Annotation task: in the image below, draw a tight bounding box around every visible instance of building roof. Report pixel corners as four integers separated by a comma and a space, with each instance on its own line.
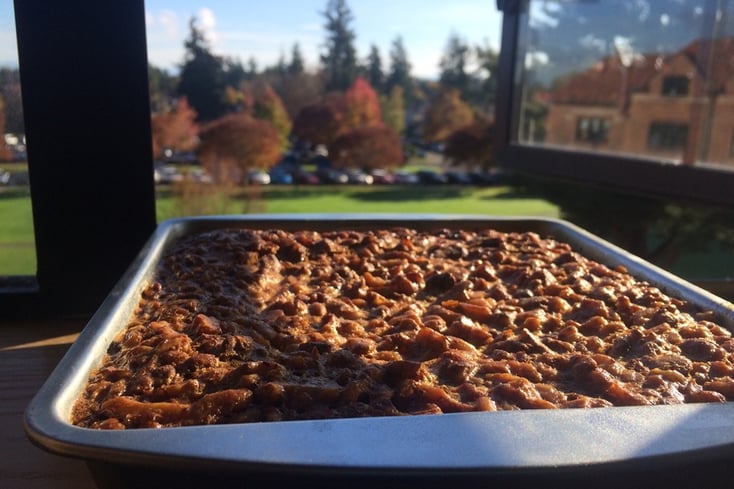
549, 37, 734, 106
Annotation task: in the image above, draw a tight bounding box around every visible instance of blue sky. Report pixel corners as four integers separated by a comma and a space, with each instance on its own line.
144, 1, 502, 78
0, 1, 501, 79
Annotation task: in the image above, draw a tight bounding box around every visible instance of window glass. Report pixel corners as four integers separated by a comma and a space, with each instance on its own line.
0, 0, 33, 276
515, 0, 734, 168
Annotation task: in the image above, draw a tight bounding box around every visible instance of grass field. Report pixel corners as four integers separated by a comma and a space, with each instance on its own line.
1, 184, 560, 276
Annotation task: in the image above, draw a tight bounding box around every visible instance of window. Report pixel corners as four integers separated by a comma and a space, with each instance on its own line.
662, 76, 690, 97
496, 0, 734, 207
575, 117, 609, 143
648, 122, 688, 150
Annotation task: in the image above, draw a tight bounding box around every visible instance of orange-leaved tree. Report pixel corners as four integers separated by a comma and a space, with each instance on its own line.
151, 97, 199, 158
197, 114, 281, 185
422, 88, 474, 143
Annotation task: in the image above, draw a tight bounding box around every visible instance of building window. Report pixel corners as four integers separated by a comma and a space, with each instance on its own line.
575, 117, 610, 143
662, 76, 689, 97
647, 122, 688, 150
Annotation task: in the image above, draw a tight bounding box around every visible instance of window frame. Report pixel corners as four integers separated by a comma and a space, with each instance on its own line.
2, 0, 157, 320
494, 0, 734, 208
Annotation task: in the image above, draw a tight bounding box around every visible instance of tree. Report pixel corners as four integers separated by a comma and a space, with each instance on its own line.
474, 41, 500, 114
177, 17, 227, 121
0, 95, 13, 161
250, 83, 292, 149
386, 36, 413, 103
443, 119, 494, 170
0, 68, 24, 134
197, 114, 281, 184
439, 34, 471, 96
151, 97, 199, 158
380, 85, 405, 135
365, 44, 384, 93
342, 76, 382, 131
291, 95, 345, 146
330, 125, 403, 170
422, 88, 474, 143
321, 0, 358, 92
289, 43, 305, 75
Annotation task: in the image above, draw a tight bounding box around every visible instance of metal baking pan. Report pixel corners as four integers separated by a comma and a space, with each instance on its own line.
24, 214, 734, 488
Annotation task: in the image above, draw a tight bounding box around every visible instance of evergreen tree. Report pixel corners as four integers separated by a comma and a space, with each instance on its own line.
177, 17, 227, 122
321, 0, 358, 92
439, 33, 471, 97
386, 36, 412, 103
365, 44, 384, 94
289, 43, 305, 75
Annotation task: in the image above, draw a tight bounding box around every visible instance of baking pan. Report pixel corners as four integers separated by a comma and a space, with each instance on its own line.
24, 214, 734, 488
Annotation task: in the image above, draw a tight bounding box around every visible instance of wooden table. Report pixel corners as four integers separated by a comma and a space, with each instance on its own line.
1, 319, 97, 488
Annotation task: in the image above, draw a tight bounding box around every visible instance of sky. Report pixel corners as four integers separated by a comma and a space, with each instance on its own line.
0, 1, 502, 80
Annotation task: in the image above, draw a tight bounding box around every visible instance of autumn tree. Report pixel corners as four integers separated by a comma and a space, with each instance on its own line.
249, 83, 292, 149
0, 68, 24, 135
321, 0, 358, 92
342, 76, 382, 131
422, 88, 474, 143
177, 17, 227, 121
151, 97, 199, 158
291, 95, 345, 146
443, 119, 494, 170
197, 114, 281, 184
380, 85, 405, 135
0, 95, 12, 161
330, 125, 402, 170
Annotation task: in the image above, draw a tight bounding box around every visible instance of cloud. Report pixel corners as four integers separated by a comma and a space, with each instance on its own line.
579, 34, 607, 53
197, 7, 219, 44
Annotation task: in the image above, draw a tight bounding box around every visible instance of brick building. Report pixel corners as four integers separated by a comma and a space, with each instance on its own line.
544, 38, 734, 168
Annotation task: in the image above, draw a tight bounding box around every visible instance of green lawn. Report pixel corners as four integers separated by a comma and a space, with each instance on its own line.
1, 184, 559, 276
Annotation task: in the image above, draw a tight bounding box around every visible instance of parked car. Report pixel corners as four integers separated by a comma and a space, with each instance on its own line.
444, 170, 473, 184
345, 169, 374, 185
369, 169, 395, 184
416, 169, 448, 184
292, 169, 320, 185
318, 168, 349, 184
153, 162, 183, 185
269, 169, 293, 185
393, 170, 419, 185
468, 169, 505, 186
247, 169, 271, 185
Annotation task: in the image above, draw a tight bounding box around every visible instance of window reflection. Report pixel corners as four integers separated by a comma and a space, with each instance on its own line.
516, 0, 734, 168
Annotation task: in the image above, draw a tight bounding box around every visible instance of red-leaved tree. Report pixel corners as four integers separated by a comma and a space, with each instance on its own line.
330, 125, 403, 170
443, 119, 495, 170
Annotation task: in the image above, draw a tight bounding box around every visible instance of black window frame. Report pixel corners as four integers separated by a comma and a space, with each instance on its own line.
2, 0, 157, 320
494, 0, 734, 208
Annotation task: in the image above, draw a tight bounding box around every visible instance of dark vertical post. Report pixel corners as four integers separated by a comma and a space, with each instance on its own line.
14, 1, 157, 315
494, 0, 522, 159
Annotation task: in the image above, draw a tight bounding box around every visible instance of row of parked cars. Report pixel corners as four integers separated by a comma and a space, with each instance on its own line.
251, 167, 504, 186
153, 162, 503, 187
